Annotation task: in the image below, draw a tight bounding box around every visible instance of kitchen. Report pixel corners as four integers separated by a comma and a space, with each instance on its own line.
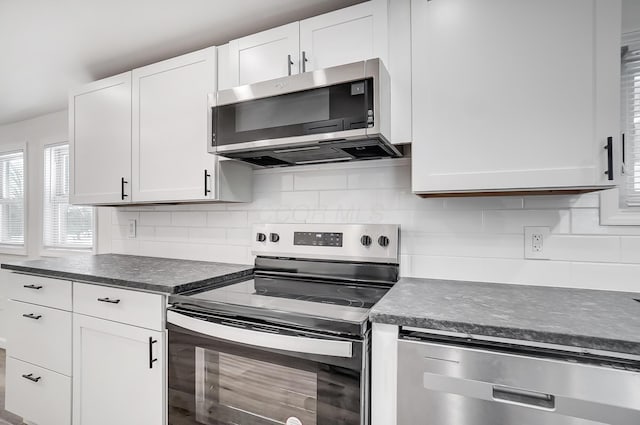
0, 0, 639, 424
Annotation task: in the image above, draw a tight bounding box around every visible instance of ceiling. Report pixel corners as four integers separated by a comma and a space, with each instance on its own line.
0, 0, 362, 126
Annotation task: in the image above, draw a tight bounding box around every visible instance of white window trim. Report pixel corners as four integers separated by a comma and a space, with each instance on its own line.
0, 141, 27, 256
40, 141, 96, 257
600, 30, 640, 226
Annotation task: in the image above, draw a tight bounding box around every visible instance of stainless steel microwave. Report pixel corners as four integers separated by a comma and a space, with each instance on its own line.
208, 58, 401, 167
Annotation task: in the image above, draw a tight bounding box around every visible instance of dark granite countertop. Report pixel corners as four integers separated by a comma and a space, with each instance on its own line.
371, 277, 640, 356
1, 254, 253, 294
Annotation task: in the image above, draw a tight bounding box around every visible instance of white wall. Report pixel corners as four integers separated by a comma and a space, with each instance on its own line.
108, 158, 640, 293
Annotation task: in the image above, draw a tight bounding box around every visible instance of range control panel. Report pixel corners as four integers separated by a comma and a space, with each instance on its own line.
252, 223, 399, 264
294, 232, 343, 247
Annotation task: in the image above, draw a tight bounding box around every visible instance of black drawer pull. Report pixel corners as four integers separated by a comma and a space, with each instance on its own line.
604, 137, 614, 181
97, 297, 121, 304
22, 313, 42, 320
22, 373, 42, 383
23, 284, 43, 290
149, 337, 158, 369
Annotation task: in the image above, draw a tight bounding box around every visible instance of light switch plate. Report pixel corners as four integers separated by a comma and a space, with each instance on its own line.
128, 219, 137, 239
524, 226, 550, 260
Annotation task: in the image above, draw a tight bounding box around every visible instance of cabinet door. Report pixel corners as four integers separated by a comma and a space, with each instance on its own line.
411, 0, 621, 194
299, 1, 387, 72
69, 72, 132, 205
132, 47, 217, 202
228, 22, 300, 86
73, 314, 164, 425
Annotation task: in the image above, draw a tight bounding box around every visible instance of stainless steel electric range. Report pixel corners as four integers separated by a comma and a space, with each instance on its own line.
166, 223, 399, 425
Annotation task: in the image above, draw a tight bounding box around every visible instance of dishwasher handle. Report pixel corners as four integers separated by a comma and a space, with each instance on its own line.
493, 385, 555, 409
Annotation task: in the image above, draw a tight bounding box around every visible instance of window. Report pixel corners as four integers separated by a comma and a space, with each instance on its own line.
43, 143, 94, 249
600, 30, 640, 225
0, 149, 25, 246
621, 34, 640, 207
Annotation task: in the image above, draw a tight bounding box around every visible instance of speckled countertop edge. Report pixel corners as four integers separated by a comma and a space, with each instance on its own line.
370, 277, 640, 356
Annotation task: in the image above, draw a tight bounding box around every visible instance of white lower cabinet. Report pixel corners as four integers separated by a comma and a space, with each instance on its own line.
5, 272, 73, 425
72, 314, 165, 425
5, 357, 72, 425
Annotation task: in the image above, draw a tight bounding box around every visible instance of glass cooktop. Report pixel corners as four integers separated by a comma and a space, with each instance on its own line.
169, 276, 391, 334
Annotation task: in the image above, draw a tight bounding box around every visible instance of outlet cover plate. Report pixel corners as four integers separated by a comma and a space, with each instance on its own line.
524, 226, 550, 260
128, 219, 137, 239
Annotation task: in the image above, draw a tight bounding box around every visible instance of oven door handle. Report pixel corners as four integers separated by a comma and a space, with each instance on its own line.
167, 311, 353, 358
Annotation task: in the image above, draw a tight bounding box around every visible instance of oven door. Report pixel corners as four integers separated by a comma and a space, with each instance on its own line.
167, 309, 367, 425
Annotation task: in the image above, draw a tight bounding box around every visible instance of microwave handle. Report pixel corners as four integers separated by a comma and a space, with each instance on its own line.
167, 310, 353, 358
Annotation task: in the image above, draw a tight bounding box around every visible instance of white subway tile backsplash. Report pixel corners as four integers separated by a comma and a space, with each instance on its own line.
171, 211, 207, 227
547, 235, 621, 263
620, 237, 640, 263
294, 170, 348, 191
253, 172, 294, 193
402, 233, 523, 258
207, 211, 247, 228
108, 160, 640, 291
571, 209, 640, 235
524, 193, 600, 209
444, 196, 524, 210
347, 165, 410, 190
139, 212, 171, 226
155, 227, 190, 242
112, 211, 139, 225
483, 210, 571, 234
188, 227, 226, 243
226, 228, 252, 246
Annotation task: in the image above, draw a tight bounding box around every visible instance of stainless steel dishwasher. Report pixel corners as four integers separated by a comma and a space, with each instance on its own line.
397, 330, 640, 425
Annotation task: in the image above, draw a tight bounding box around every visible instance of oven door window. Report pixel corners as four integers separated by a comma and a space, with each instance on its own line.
213, 79, 373, 147
169, 326, 362, 425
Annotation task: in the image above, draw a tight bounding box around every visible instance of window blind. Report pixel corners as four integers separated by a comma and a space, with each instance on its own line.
622, 33, 640, 207
0, 150, 24, 245
43, 144, 93, 249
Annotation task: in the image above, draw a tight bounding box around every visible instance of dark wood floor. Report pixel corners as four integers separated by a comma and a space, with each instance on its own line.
0, 349, 23, 425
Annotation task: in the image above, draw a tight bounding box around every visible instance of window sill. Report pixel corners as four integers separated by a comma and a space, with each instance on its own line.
40, 247, 94, 258
0, 245, 27, 256
600, 188, 640, 225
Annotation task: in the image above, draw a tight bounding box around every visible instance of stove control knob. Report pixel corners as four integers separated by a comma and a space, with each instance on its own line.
256, 232, 267, 242
360, 235, 372, 247
269, 233, 280, 243
378, 235, 390, 247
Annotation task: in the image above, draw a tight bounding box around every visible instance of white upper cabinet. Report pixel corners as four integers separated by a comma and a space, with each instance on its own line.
70, 48, 252, 205
225, 0, 411, 144
299, 1, 387, 72
411, 0, 622, 195
229, 22, 300, 86
132, 47, 218, 202
69, 72, 132, 205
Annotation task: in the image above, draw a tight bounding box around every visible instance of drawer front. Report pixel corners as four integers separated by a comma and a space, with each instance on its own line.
6, 300, 72, 375
73, 283, 164, 330
7, 273, 72, 310
5, 357, 71, 425
398, 339, 640, 425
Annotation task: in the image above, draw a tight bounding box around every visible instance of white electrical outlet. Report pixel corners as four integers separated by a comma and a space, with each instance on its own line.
524, 226, 550, 259
128, 219, 137, 239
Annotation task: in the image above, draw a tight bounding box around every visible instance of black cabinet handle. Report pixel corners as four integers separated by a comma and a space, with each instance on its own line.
22, 373, 42, 383
287, 54, 293, 76
204, 169, 211, 196
23, 284, 43, 290
121, 177, 129, 200
302, 51, 308, 73
604, 137, 614, 181
22, 313, 42, 320
97, 297, 121, 304
149, 337, 158, 369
